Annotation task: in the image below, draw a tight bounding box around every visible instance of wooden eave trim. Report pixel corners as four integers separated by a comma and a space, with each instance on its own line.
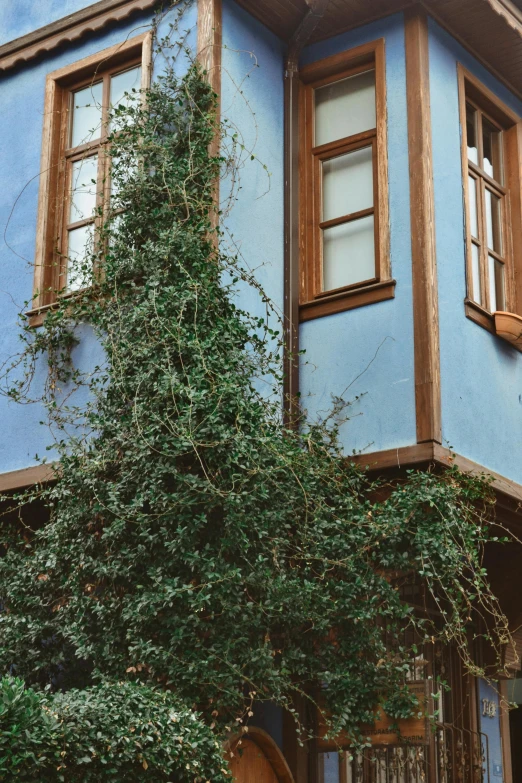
420, 0, 522, 104
405, 6, 441, 445
351, 442, 522, 505
0, 0, 158, 73
485, 0, 522, 35
0, 464, 56, 492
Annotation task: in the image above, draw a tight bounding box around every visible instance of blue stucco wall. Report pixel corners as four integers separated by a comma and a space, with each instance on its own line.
221, 0, 286, 334
0, 2, 197, 475
428, 19, 522, 484
299, 14, 416, 456
478, 679, 505, 781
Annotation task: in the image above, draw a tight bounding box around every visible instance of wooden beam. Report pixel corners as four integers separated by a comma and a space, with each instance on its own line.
0, 464, 56, 493
405, 6, 441, 445
197, 0, 222, 233
0, 0, 157, 72
351, 442, 522, 506
197, 0, 222, 100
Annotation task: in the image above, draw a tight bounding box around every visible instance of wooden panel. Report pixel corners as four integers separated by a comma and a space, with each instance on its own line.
0, 0, 157, 72
405, 7, 441, 445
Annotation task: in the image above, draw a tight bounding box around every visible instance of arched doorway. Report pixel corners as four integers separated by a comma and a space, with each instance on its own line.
227, 727, 294, 783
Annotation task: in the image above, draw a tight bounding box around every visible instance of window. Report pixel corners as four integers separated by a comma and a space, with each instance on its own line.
459, 67, 522, 333
298, 40, 393, 322
30, 33, 151, 325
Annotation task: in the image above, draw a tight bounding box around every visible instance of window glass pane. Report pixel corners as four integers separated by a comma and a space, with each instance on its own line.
318, 753, 340, 783
69, 156, 99, 224
110, 154, 137, 200
109, 66, 142, 130
466, 103, 478, 165
67, 224, 94, 292
322, 146, 373, 222
467, 175, 478, 238
70, 82, 103, 148
489, 255, 505, 311
315, 70, 376, 147
482, 117, 502, 182
323, 214, 375, 291
485, 189, 502, 253
471, 242, 482, 306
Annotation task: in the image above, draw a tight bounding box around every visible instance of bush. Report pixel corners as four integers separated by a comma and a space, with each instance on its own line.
0, 677, 228, 782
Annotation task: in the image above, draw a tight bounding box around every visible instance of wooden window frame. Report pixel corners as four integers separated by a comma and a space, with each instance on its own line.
29, 32, 152, 327
458, 65, 522, 337
298, 39, 393, 323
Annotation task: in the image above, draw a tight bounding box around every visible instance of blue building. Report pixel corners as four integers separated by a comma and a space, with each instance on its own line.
1, 0, 522, 780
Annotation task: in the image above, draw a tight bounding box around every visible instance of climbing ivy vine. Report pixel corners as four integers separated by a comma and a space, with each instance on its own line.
0, 11, 513, 779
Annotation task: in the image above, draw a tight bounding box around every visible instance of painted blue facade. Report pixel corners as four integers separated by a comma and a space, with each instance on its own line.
429, 18, 522, 486
0, 3, 197, 474
3, 1, 522, 478
299, 14, 417, 456
221, 0, 286, 328
1, 0, 522, 779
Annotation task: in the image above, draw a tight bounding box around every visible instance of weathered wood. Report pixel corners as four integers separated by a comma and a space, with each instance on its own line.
405, 6, 441, 445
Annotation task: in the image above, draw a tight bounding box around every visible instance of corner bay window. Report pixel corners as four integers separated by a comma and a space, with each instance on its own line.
30, 34, 151, 325
465, 100, 506, 312
459, 66, 522, 334
299, 40, 393, 321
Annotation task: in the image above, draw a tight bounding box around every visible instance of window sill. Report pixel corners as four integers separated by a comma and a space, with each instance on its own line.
464, 298, 495, 333
299, 279, 395, 322
465, 298, 522, 353
25, 301, 58, 327
26, 288, 91, 327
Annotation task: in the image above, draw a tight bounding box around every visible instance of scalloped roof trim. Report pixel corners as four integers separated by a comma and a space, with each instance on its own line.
0, 0, 157, 72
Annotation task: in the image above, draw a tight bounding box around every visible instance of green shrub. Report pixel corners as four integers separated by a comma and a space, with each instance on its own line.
0, 677, 227, 782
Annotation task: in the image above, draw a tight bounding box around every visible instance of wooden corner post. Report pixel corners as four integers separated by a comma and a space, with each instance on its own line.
405, 6, 441, 445
197, 0, 222, 228
197, 0, 222, 99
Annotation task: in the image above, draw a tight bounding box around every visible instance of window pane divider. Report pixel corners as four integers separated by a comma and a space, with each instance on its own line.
312, 127, 376, 157
65, 138, 104, 158
319, 206, 374, 231
486, 248, 504, 263
66, 216, 96, 231
467, 160, 506, 194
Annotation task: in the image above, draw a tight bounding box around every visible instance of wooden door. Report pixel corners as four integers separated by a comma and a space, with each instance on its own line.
229, 738, 280, 783
227, 729, 294, 783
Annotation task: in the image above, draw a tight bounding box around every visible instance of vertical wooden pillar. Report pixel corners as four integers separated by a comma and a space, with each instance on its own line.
197, 0, 222, 228
283, 65, 301, 426
197, 0, 222, 98
283, 694, 311, 783
405, 6, 441, 445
